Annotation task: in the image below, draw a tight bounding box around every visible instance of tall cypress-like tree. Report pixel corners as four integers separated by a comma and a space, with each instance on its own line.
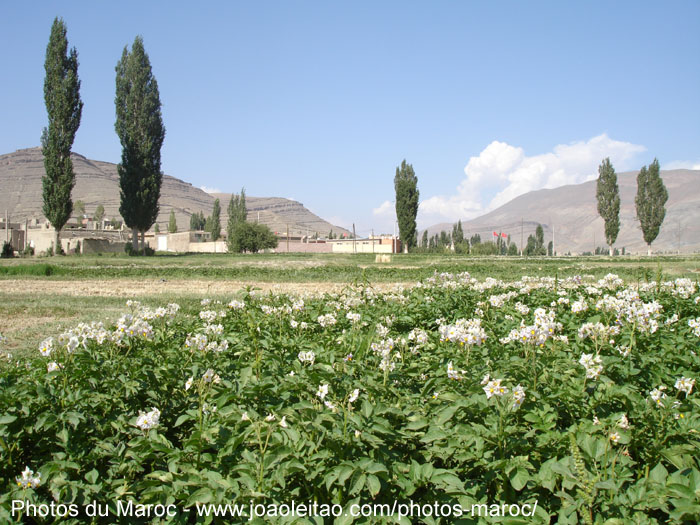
394, 160, 419, 252
596, 158, 620, 256
168, 210, 177, 233
635, 158, 668, 256
115, 36, 165, 252
535, 224, 545, 255
42, 17, 83, 255
227, 188, 247, 253
209, 199, 221, 241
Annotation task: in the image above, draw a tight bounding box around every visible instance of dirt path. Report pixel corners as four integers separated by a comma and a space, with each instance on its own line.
0, 279, 411, 297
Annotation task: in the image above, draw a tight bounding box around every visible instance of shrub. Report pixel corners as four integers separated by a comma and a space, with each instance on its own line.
1, 242, 14, 258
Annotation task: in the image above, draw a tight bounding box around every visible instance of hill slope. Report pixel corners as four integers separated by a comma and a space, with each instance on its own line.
0, 147, 350, 237
425, 169, 700, 254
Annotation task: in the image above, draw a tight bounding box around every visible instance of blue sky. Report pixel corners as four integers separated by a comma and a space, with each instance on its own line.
2, 1, 699, 234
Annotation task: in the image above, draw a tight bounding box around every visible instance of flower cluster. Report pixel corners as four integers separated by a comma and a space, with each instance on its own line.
317, 313, 337, 328
135, 407, 161, 430
202, 369, 222, 384
579, 353, 603, 380
446, 361, 464, 381
689, 318, 700, 338
439, 318, 487, 346
577, 322, 620, 342
650, 386, 667, 407
675, 377, 695, 395
298, 350, 315, 365
482, 376, 508, 399
501, 308, 562, 346
16, 466, 41, 489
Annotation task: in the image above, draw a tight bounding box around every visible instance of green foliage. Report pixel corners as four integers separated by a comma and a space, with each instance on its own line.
1, 242, 14, 259
41, 17, 83, 242
153, 223, 160, 234
73, 200, 85, 218
470, 241, 499, 255
536, 224, 545, 252
524, 225, 547, 256
93, 204, 105, 226
394, 160, 419, 251
115, 36, 166, 236
189, 211, 206, 231
208, 199, 221, 241
508, 242, 519, 256
229, 222, 278, 253
525, 234, 536, 256
635, 159, 668, 249
596, 158, 621, 251
168, 210, 177, 233
2, 272, 699, 523
227, 189, 248, 253
453, 220, 464, 244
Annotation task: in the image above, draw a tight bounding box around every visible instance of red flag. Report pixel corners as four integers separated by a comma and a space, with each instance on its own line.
492, 231, 497, 237
501, 232, 507, 238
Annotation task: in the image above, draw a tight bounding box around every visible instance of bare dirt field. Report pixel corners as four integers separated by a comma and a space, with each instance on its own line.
0, 278, 409, 297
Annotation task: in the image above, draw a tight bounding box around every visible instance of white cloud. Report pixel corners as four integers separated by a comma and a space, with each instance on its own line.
200, 185, 222, 194
664, 160, 700, 170
373, 200, 395, 219
418, 134, 645, 226
370, 200, 398, 235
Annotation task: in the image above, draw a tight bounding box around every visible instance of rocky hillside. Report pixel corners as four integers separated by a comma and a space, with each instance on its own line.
0, 147, 350, 237
424, 169, 700, 254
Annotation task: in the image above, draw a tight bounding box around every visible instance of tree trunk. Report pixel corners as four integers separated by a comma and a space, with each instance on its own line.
609, 245, 613, 257
647, 244, 652, 257
140, 230, 145, 253
132, 226, 139, 252
54, 228, 61, 256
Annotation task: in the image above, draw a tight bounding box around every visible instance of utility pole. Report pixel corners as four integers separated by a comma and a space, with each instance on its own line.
352, 223, 356, 254
371, 228, 375, 253
286, 224, 289, 253
5, 210, 8, 243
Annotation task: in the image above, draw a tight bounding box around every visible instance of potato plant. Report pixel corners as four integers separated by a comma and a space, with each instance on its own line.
1, 273, 699, 524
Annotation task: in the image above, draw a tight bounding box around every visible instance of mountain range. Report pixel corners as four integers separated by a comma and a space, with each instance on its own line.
1, 147, 698, 253
0, 148, 350, 238
424, 169, 700, 254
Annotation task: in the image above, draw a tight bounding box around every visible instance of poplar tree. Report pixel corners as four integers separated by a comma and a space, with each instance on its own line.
635, 158, 668, 256
168, 210, 177, 233
227, 188, 247, 253
209, 199, 221, 241
115, 36, 165, 253
596, 158, 620, 256
94, 204, 105, 226
535, 224, 545, 255
42, 17, 83, 255
394, 160, 419, 252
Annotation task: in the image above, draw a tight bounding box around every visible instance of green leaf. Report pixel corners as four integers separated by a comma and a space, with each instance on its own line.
349, 473, 366, 496
367, 474, 381, 496
649, 462, 668, 484
510, 467, 529, 491
434, 404, 460, 425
